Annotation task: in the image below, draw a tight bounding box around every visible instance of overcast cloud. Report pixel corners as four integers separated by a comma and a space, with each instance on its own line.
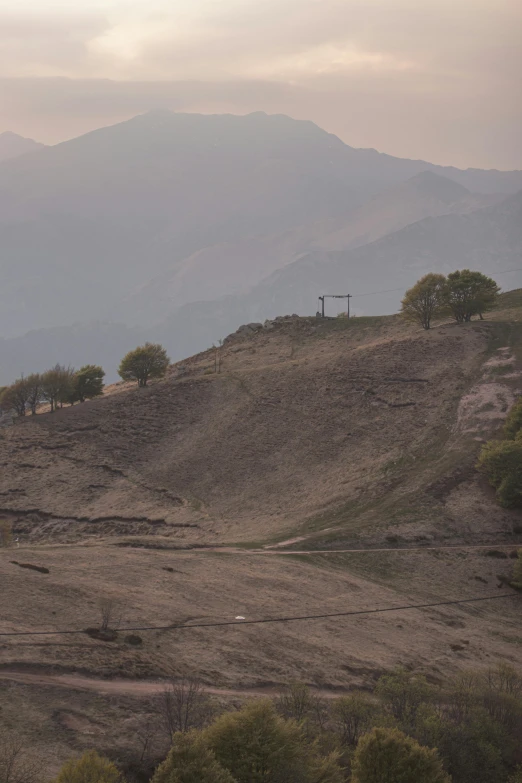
0, 0, 520, 168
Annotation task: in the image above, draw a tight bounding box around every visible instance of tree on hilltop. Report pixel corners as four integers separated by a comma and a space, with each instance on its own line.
74, 365, 105, 402
445, 269, 499, 323
400, 274, 447, 330
118, 343, 170, 387
41, 364, 75, 412
0, 377, 30, 416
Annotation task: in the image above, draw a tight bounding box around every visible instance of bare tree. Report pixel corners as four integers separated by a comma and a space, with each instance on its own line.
276, 681, 314, 723
98, 597, 121, 631
0, 736, 41, 783
157, 677, 215, 740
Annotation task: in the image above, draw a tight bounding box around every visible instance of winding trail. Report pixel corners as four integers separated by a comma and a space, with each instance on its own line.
0, 670, 338, 699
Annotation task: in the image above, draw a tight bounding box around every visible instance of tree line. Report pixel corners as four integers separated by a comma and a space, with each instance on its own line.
0, 343, 171, 417
401, 269, 500, 330
3, 663, 521, 783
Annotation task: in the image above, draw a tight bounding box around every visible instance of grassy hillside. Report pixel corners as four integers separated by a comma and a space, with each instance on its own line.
1, 292, 522, 771
1, 293, 522, 548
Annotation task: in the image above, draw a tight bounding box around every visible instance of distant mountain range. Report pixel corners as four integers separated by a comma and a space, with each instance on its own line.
0, 131, 45, 162
0, 111, 521, 384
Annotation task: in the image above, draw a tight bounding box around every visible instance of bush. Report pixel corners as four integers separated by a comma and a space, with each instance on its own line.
352, 727, 450, 783
74, 365, 105, 402
477, 437, 522, 508
118, 343, 170, 387
151, 731, 235, 783
54, 750, 122, 783
504, 397, 522, 440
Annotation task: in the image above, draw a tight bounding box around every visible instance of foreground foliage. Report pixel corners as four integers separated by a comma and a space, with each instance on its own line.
477, 436, 522, 508
53, 750, 122, 783
152, 732, 235, 783
351, 727, 450, 783
43, 662, 522, 783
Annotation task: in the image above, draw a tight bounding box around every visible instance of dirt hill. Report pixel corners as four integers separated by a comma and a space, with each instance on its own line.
2, 295, 522, 547
1, 293, 522, 769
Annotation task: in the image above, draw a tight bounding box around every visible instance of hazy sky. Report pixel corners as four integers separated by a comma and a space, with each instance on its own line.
1, 0, 521, 168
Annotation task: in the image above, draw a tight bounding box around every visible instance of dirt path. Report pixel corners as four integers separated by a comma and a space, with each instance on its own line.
0, 670, 339, 699
202, 543, 520, 556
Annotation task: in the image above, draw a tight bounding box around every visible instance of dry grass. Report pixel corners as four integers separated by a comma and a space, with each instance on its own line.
1, 292, 522, 773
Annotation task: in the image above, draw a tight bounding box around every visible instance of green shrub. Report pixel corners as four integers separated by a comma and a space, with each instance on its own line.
54, 750, 122, 783
477, 437, 522, 508
352, 727, 450, 783
504, 397, 522, 440
151, 731, 235, 783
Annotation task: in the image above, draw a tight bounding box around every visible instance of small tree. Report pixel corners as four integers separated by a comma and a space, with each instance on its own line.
74, 365, 105, 402
54, 750, 121, 783
41, 365, 75, 412
157, 678, 215, 740
445, 269, 499, 323
152, 731, 235, 783
331, 693, 384, 748
400, 274, 447, 330
0, 735, 40, 783
352, 727, 450, 783
375, 667, 433, 730
477, 436, 522, 508
98, 597, 121, 631
0, 377, 30, 417
276, 681, 314, 723
118, 343, 170, 387
25, 373, 43, 415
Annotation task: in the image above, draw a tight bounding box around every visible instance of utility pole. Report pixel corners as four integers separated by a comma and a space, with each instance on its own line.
318, 294, 352, 318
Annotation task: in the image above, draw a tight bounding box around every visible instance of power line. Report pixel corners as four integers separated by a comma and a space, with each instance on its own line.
1, 592, 519, 639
